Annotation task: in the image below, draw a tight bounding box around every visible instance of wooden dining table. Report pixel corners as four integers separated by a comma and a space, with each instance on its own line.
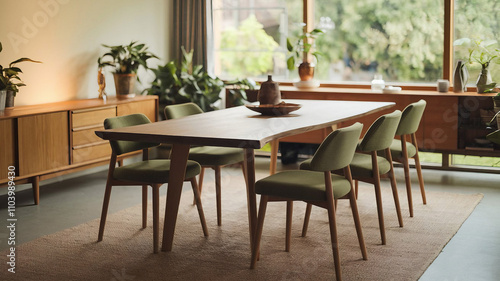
95, 99, 394, 252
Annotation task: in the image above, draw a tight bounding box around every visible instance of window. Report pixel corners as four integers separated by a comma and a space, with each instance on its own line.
212, 0, 500, 88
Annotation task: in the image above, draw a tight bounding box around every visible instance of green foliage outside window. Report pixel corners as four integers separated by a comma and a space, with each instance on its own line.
219, 14, 283, 78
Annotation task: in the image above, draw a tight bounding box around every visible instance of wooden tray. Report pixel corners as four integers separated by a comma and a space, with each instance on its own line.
245, 103, 302, 116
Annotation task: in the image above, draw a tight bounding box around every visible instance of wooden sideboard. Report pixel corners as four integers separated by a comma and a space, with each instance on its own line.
277, 86, 499, 157
0, 95, 158, 204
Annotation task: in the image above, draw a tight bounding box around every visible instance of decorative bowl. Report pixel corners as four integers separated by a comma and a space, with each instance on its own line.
245, 102, 302, 116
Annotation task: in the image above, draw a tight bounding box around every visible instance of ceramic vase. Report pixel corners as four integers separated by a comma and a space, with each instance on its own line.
453, 60, 468, 93
258, 75, 281, 105
476, 65, 492, 93
5, 90, 15, 107
0, 90, 6, 111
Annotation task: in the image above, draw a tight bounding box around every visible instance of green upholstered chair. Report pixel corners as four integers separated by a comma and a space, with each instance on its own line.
388, 100, 427, 218
97, 113, 208, 253
164, 103, 246, 226
487, 130, 500, 145
302, 111, 403, 245
251, 123, 367, 281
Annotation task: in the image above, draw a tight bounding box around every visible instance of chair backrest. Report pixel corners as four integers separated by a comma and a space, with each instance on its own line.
104, 113, 159, 155
358, 110, 402, 152
164, 102, 204, 120
309, 122, 363, 172
396, 99, 427, 136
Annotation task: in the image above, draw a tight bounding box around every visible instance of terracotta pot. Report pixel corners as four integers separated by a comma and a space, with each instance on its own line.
258, 75, 281, 105
113, 73, 136, 98
298, 61, 315, 81
5, 90, 15, 108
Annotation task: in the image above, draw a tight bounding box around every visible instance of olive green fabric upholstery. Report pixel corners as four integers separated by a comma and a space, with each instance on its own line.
351, 111, 401, 177
395, 99, 426, 136
255, 170, 351, 201
164, 103, 244, 166
114, 159, 201, 183
486, 130, 500, 145
188, 146, 244, 166
164, 102, 204, 119
255, 123, 363, 200
104, 114, 159, 156
358, 110, 402, 152
389, 140, 417, 159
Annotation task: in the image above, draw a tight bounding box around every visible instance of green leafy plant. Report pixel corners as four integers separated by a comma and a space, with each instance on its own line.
225, 78, 258, 107
144, 47, 224, 112
97, 41, 158, 76
145, 47, 257, 112
0, 42, 42, 94
454, 38, 499, 69
286, 28, 324, 70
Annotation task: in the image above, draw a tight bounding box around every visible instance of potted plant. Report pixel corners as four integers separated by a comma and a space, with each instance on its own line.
97, 41, 158, 98
454, 38, 499, 93
286, 27, 324, 83
0, 42, 42, 108
144, 47, 256, 115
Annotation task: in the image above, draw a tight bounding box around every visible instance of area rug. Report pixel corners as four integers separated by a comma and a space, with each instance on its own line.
0, 170, 483, 281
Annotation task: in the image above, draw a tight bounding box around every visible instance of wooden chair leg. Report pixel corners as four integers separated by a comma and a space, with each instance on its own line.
371, 152, 386, 245
251, 195, 268, 269
412, 134, 426, 204
324, 177, 342, 281
386, 149, 403, 227
401, 137, 414, 217
302, 203, 312, 237
152, 184, 160, 253
193, 167, 205, 205
355, 180, 359, 199
348, 189, 368, 260
98, 182, 113, 241
142, 185, 148, 228
285, 201, 293, 252
215, 166, 222, 226
191, 178, 209, 236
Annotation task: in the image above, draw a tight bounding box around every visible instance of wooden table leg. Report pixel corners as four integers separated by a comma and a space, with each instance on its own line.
161, 143, 190, 252
269, 139, 279, 175
244, 148, 257, 251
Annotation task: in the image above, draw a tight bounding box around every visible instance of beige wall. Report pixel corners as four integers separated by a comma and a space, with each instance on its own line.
0, 0, 172, 106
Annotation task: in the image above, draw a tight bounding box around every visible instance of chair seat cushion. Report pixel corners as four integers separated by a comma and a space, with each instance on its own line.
114, 159, 201, 183
389, 139, 417, 159
255, 170, 352, 201
189, 146, 244, 166
349, 153, 391, 178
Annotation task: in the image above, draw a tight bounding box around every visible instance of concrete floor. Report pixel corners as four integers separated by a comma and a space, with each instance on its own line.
1, 157, 499, 280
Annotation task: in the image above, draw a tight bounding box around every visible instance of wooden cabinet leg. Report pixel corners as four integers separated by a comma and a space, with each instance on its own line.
32, 176, 40, 205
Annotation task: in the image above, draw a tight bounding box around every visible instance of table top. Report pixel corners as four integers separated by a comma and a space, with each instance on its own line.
95, 99, 394, 149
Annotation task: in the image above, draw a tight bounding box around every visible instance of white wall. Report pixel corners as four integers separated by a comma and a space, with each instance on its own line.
0, 0, 172, 106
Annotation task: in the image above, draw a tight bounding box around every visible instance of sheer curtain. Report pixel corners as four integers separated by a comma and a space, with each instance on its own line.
173, 0, 214, 74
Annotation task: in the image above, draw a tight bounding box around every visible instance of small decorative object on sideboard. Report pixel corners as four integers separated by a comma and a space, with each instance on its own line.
287, 26, 324, 89
454, 38, 499, 93
437, 79, 450, 93
453, 60, 468, 93
97, 67, 107, 102
0, 41, 41, 108
371, 74, 385, 91
98, 41, 158, 99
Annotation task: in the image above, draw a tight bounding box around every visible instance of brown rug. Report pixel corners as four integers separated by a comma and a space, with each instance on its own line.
0, 169, 482, 281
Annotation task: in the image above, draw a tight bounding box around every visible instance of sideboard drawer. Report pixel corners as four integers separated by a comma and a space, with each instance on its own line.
73, 126, 105, 146
72, 143, 111, 163
72, 107, 116, 128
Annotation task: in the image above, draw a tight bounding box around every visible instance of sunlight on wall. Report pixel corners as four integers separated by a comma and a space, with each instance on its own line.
0, 0, 171, 106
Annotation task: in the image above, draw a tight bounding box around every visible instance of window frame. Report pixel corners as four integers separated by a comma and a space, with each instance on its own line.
284, 0, 457, 91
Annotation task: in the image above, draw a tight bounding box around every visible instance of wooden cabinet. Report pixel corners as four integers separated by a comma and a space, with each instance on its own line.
0, 96, 158, 204
0, 119, 15, 179
18, 112, 69, 176
277, 86, 497, 155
